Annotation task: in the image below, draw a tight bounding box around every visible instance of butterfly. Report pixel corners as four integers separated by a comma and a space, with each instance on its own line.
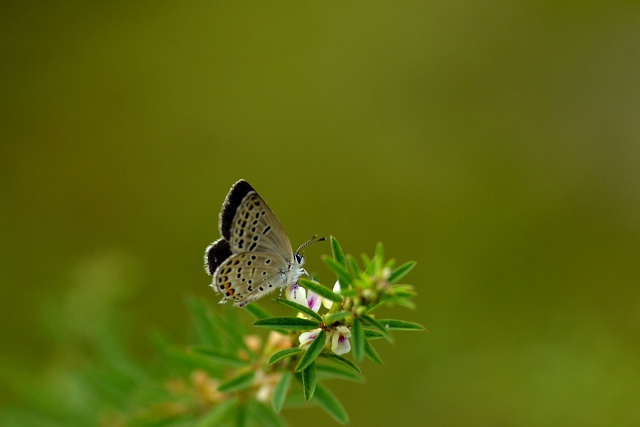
204, 180, 322, 307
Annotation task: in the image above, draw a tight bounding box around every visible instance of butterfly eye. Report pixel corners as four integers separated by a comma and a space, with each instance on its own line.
294, 253, 304, 265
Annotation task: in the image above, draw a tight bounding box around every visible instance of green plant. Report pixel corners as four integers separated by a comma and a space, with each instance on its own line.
1, 238, 423, 426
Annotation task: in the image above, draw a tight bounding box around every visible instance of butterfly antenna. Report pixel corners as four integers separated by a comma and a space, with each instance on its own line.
295, 235, 326, 254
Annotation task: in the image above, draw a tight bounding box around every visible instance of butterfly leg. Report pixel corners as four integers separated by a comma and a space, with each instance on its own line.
283, 269, 318, 301
301, 269, 319, 283
275, 269, 292, 301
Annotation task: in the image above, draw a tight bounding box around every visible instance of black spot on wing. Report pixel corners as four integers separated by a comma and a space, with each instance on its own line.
219, 180, 256, 240
205, 238, 232, 275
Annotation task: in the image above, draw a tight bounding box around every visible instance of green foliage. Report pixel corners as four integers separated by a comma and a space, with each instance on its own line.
361, 314, 393, 342
323, 311, 351, 325
313, 383, 349, 425
352, 319, 365, 362
296, 330, 327, 372
316, 364, 363, 382
388, 261, 416, 284
217, 371, 256, 393
377, 319, 425, 331
196, 398, 238, 427
322, 258, 352, 289
253, 317, 319, 330
271, 371, 292, 413
319, 353, 361, 374
251, 238, 423, 422
364, 339, 383, 364
301, 362, 318, 401
1, 238, 421, 426
298, 278, 342, 302
273, 298, 323, 322
244, 302, 272, 320
267, 348, 303, 366
190, 346, 250, 367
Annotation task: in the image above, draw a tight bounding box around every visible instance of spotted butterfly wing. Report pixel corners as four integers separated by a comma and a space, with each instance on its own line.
227, 191, 293, 259
204, 180, 303, 307
210, 252, 291, 306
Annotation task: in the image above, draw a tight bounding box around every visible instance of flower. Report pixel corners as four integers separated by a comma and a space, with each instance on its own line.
285, 283, 305, 306
255, 370, 281, 403
264, 330, 294, 355
322, 281, 342, 309
298, 328, 328, 351
331, 326, 351, 355
286, 283, 322, 312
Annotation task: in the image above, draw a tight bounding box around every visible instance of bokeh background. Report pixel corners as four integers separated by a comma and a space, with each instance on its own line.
2, 1, 640, 426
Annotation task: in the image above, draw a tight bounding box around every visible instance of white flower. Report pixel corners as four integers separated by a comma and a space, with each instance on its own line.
287, 283, 322, 312
306, 289, 322, 312
298, 328, 328, 351
322, 281, 342, 309
286, 283, 307, 306
331, 325, 351, 355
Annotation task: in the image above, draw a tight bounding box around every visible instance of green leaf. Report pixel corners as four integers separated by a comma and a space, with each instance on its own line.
245, 304, 289, 334
186, 296, 222, 348
338, 288, 358, 297
391, 298, 417, 310
248, 400, 285, 427
236, 403, 248, 427
316, 364, 363, 382
243, 303, 272, 320
323, 311, 351, 326
330, 236, 348, 290
254, 317, 319, 331
364, 329, 385, 340
196, 398, 238, 427
361, 314, 393, 342
360, 254, 371, 272
217, 371, 255, 393
330, 236, 346, 267
272, 371, 292, 413
273, 298, 322, 322
383, 292, 417, 310
298, 278, 342, 303
364, 339, 383, 364
377, 319, 425, 331
267, 348, 303, 366
390, 284, 417, 298
189, 346, 250, 367
215, 309, 253, 356
127, 409, 198, 427
388, 261, 416, 284
383, 258, 396, 271
282, 389, 319, 409
296, 330, 327, 372
319, 353, 361, 374
374, 242, 384, 271
366, 300, 386, 313
346, 254, 361, 276
314, 383, 349, 425
361, 254, 376, 276
352, 319, 365, 361
139, 414, 196, 427
159, 344, 223, 376
322, 257, 352, 288
302, 362, 317, 401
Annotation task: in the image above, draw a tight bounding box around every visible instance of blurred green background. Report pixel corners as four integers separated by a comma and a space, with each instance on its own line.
2, 1, 640, 425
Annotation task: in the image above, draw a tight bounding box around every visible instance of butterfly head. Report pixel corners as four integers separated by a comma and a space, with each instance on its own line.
294, 235, 326, 267
294, 251, 305, 267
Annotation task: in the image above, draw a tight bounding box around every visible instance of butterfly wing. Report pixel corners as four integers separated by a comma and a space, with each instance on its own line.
228, 192, 294, 261
204, 238, 232, 276
212, 251, 290, 307
206, 179, 298, 307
